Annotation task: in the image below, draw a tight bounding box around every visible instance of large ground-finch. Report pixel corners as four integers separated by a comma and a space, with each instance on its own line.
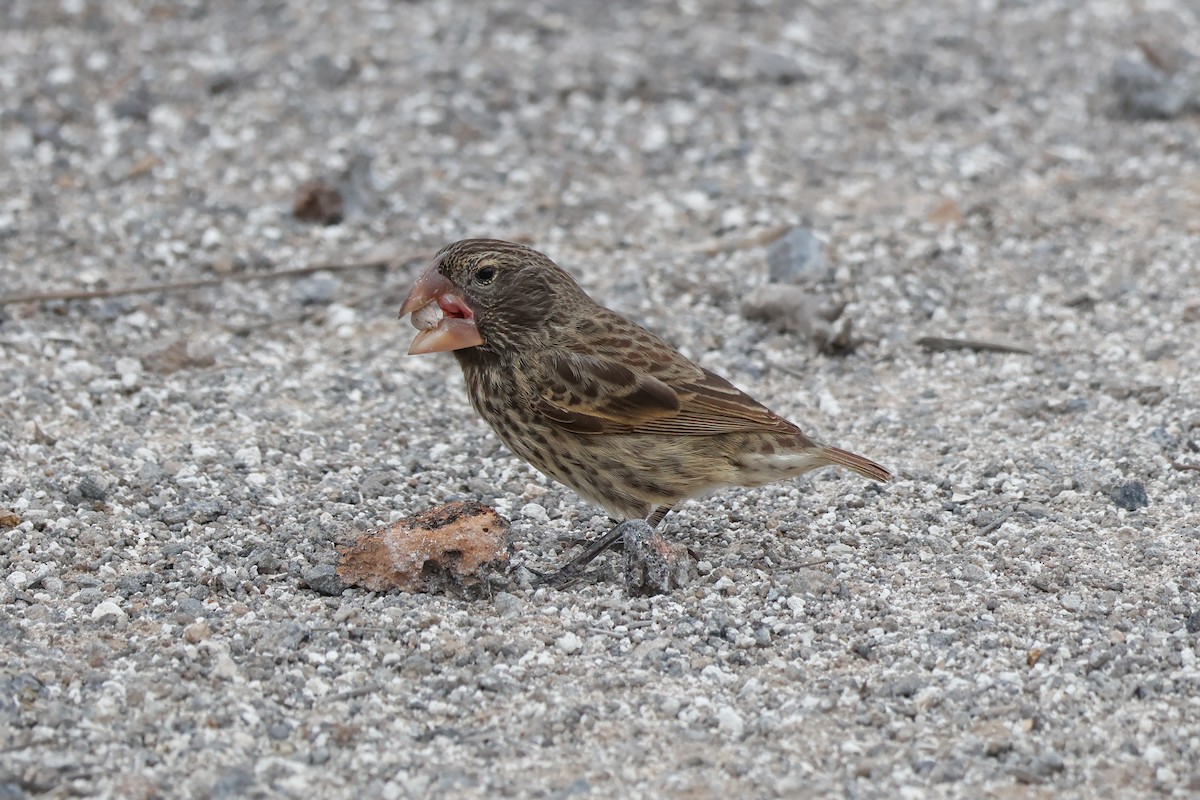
400, 239, 890, 579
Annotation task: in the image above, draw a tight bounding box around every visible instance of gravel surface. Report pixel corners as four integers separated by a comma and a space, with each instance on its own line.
3, 1, 1200, 797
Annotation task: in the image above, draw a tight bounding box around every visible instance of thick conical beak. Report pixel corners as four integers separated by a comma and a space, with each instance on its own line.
398, 264, 485, 355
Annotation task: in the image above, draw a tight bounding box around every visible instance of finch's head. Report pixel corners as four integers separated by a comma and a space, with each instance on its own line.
399, 239, 587, 356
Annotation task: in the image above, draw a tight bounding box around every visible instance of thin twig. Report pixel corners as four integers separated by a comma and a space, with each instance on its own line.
1136, 39, 1172, 74
0, 256, 419, 307
308, 626, 395, 633
548, 164, 574, 232
1171, 461, 1200, 473
587, 620, 654, 637
916, 336, 1033, 355
764, 359, 807, 380
0, 738, 56, 753
774, 557, 838, 571
678, 224, 793, 256
324, 684, 383, 703
978, 510, 1013, 535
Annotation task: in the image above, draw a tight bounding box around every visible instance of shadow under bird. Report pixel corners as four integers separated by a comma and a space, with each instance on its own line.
399, 239, 891, 585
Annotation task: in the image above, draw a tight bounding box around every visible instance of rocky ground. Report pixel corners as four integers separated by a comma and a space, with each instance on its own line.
2, 0, 1200, 797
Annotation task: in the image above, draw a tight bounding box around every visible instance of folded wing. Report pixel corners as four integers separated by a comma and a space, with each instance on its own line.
535, 349, 801, 437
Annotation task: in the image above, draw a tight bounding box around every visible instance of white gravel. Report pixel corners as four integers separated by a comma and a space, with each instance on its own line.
3, 0, 1200, 797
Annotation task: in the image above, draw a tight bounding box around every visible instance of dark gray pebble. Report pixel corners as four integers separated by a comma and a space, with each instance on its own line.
303, 565, 346, 596
766, 227, 830, 284
1109, 482, 1150, 511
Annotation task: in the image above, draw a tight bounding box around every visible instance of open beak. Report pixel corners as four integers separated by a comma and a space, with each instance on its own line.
398, 264, 485, 355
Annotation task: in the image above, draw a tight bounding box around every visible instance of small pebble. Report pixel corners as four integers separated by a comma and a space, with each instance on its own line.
292, 271, 342, 304
556, 632, 583, 655
303, 565, 345, 597
716, 706, 745, 738
765, 226, 829, 283
184, 621, 212, 643
212, 652, 238, 680
91, 601, 126, 622
519, 503, 549, 524
78, 476, 108, 502
493, 592, 524, 618
1109, 482, 1150, 511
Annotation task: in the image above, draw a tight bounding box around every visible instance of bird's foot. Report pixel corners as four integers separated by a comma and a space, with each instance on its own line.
533, 522, 631, 588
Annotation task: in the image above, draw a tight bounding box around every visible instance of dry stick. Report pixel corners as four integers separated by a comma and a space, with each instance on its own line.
679, 223, 793, 256
1172, 461, 1200, 473
324, 684, 383, 703
916, 336, 1033, 355
777, 557, 838, 571
308, 626, 395, 633
1136, 39, 1172, 73
0, 229, 803, 309
0, 256, 419, 307
0, 738, 56, 753
764, 359, 807, 381
977, 510, 1013, 536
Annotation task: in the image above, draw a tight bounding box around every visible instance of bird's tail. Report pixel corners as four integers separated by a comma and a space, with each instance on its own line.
819, 445, 892, 483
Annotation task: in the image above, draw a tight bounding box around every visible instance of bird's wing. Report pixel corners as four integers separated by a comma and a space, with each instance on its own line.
533, 351, 681, 433
535, 349, 800, 437
661, 367, 802, 436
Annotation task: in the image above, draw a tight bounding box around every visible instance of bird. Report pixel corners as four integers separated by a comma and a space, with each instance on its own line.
399, 239, 891, 585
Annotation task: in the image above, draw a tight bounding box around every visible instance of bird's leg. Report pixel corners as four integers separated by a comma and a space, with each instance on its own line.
646, 505, 671, 528
541, 526, 626, 586
536, 506, 673, 588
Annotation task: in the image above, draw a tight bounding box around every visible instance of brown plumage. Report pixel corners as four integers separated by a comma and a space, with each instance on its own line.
399, 239, 890, 564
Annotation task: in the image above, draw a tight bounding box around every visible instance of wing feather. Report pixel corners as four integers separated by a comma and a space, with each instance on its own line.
535, 346, 800, 437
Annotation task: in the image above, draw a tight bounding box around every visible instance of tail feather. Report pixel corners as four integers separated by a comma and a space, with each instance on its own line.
819, 445, 892, 483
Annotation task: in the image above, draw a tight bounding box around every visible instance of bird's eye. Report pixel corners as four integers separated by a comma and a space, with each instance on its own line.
474, 266, 496, 285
